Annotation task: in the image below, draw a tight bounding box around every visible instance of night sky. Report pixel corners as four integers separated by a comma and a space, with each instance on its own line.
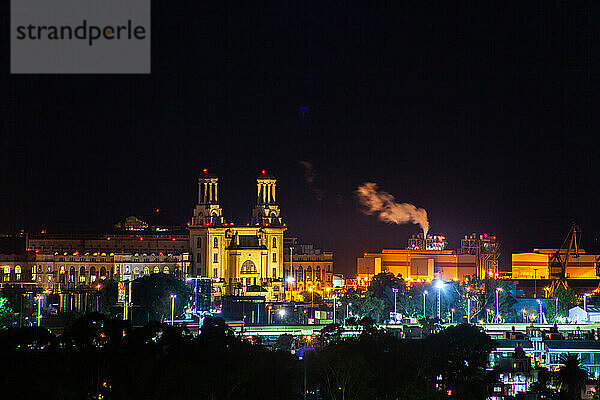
1, 2, 597, 276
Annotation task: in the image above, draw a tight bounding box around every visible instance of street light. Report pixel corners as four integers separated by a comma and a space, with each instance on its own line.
537, 299, 543, 323
392, 288, 398, 319
170, 294, 176, 326
435, 280, 445, 320
287, 275, 295, 302
495, 287, 503, 323
451, 308, 455, 324
423, 290, 428, 318
584, 293, 589, 312
36, 295, 43, 327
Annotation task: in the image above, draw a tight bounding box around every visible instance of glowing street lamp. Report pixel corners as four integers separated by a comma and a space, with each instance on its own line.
495, 287, 503, 323
537, 299, 543, 323
451, 308, 455, 324
435, 280, 445, 320
286, 276, 295, 302
36, 295, 43, 327
392, 288, 399, 317
423, 290, 428, 317
170, 294, 176, 326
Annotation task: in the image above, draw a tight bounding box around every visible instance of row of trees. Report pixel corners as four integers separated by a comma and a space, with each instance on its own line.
335, 272, 579, 324
0, 311, 501, 400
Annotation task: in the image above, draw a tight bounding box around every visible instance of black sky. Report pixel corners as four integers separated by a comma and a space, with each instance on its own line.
1, 1, 597, 275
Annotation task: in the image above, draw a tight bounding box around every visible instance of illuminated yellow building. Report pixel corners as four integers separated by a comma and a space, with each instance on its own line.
512, 249, 600, 279
188, 171, 286, 301
357, 249, 477, 282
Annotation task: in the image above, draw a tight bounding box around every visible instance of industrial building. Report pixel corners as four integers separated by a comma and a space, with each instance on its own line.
512, 249, 600, 280
357, 233, 499, 282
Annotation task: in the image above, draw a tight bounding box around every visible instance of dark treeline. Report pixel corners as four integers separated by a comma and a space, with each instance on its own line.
0, 314, 496, 400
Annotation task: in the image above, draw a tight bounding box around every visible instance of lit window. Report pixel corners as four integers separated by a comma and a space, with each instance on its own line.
163, 267, 169, 274
153, 266, 160, 273
240, 260, 257, 274
143, 267, 150, 275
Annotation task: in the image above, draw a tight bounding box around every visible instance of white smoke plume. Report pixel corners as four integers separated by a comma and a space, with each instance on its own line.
356, 182, 429, 237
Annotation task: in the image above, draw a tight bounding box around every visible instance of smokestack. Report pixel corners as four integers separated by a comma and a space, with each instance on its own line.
355, 182, 430, 237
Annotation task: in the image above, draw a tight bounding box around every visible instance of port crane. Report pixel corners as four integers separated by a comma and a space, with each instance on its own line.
548, 223, 581, 295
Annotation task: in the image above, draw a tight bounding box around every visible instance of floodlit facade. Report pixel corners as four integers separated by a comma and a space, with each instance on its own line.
188, 171, 286, 302
283, 239, 334, 298
512, 249, 600, 279
357, 249, 477, 282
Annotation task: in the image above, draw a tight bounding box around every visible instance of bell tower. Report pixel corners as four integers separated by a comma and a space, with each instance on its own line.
192, 169, 224, 225
252, 170, 282, 225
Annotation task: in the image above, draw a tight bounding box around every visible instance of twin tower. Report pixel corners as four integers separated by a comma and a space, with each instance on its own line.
192, 169, 283, 227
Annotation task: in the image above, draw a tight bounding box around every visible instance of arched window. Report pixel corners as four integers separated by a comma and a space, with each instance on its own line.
90, 267, 97, 282
59, 266, 65, 274
79, 267, 86, 283
315, 266, 321, 281
133, 267, 140, 275
240, 260, 257, 274
213, 237, 218, 248
100, 267, 107, 280
297, 266, 303, 281
197, 237, 202, 248
153, 266, 160, 273
15, 265, 21, 281
163, 267, 170, 274
143, 267, 150, 275
69, 267, 76, 282
272, 237, 277, 248
306, 266, 312, 281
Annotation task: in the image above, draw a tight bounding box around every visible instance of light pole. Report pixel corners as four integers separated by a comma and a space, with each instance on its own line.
287, 276, 295, 302
451, 308, 455, 324
170, 294, 176, 325
346, 302, 352, 321
467, 297, 471, 324
537, 299, 543, 323
36, 295, 43, 327
423, 290, 428, 318
332, 295, 337, 324
533, 268, 539, 298
435, 280, 444, 320
495, 287, 503, 323
392, 288, 398, 320
584, 293, 589, 312
554, 297, 559, 322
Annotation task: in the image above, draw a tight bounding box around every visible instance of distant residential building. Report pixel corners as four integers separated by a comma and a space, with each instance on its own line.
0, 234, 35, 289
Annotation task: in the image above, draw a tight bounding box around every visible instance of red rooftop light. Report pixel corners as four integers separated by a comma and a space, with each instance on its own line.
261, 169, 266, 174
203, 168, 208, 173
107, 237, 111, 240
156, 208, 160, 213
140, 237, 143, 241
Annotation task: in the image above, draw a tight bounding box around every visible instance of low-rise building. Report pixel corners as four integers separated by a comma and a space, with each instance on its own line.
283, 239, 334, 299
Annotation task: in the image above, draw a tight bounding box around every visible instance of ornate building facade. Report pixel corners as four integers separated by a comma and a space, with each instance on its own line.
189, 171, 286, 301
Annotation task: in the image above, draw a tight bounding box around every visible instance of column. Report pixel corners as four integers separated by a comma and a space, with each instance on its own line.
262, 183, 266, 204
203, 182, 208, 204
273, 183, 276, 202
215, 182, 218, 202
